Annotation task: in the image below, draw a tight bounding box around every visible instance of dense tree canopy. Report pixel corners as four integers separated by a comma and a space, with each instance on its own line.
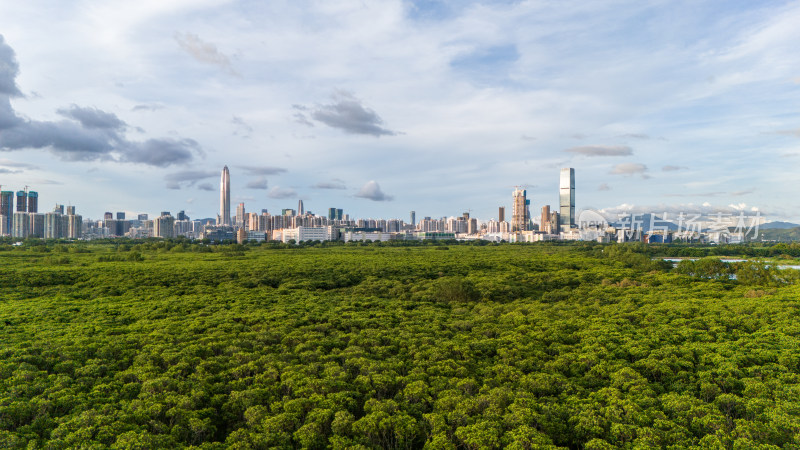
1, 242, 799, 448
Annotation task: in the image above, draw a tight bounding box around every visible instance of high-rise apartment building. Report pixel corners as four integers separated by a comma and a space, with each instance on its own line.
16, 191, 26, 212
29, 215, 43, 238
467, 218, 478, 235
44, 211, 62, 239
559, 168, 575, 229
511, 187, 529, 232
27, 192, 38, 213
67, 213, 82, 239
220, 166, 231, 226
104, 219, 119, 236
154, 212, 175, 238
12, 212, 29, 238
0, 191, 13, 234
541, 205, 550, 233
236, 203, 245, 228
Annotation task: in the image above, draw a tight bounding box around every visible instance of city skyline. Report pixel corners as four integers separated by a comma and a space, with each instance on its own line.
1, 2, 800, 221
0, 163, 791, 228
0, 164, 777, 243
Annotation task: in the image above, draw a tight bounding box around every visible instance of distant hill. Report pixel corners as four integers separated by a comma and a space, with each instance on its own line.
757, 227, 800, 242
761, 221, 800, 229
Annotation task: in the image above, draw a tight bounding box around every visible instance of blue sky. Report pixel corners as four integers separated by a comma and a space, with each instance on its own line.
1, 0, 799, 222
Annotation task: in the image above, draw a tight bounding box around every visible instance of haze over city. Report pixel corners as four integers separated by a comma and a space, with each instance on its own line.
1, 1, 800, 221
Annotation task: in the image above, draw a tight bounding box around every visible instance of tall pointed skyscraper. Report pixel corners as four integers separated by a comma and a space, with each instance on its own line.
220, 166, 231, 226
298, 199, 305, 216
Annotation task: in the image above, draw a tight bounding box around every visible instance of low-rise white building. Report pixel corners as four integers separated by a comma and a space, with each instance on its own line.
280, 226, 335, 243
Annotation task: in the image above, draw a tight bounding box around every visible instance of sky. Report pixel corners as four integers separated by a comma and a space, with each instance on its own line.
1, 0, 800, 223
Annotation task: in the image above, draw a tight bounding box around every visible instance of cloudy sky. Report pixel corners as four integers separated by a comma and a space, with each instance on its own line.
1, 0, 799, 222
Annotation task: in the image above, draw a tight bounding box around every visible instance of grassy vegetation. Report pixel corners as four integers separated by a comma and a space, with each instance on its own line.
1, 241, 800, 448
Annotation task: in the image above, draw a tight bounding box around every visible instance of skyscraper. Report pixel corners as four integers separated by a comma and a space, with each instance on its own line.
12, 212, 29, 238
511, 187, 529, 232
541, 205, 550, 233
67, 213, 82, 239
154, 212, 175, 238
410, 211, 416, 227
220, 166, 231, 226
298, 200, 305, 216
236, 203, 245, 228
0, 191, 13, 234
559, 168, 575, 229
27, 191, 38, 213
16, 191, 27, 212
44, 211, 63, 239
498, 206, 505, 223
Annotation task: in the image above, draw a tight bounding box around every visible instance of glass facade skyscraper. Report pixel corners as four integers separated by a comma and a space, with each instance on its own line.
559, 168, 575, 229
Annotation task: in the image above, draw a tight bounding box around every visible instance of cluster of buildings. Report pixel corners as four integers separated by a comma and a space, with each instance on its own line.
0, 189, 82, 239
0, 167, 585, 243
196, 166, 585, 244
1, 166, 756, 244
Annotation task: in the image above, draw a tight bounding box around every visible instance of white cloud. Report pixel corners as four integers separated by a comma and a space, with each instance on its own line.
355, 180, 393, 202
610, 163, 648, 177
174, 32, 238, 75
0, 2, 798, 221
564, 145, 632, 157
246, 177, 268, 189
268, 186, 297, 199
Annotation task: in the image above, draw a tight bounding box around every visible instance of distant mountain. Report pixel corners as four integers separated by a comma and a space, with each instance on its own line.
761, 221, 800, 229
757, 227, 800, 242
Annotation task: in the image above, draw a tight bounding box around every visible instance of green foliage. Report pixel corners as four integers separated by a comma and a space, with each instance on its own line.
433, 277, 480, 303
0, 243, 799, 448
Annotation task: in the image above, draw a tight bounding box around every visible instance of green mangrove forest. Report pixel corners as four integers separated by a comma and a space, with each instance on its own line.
1, 240, 800, 448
